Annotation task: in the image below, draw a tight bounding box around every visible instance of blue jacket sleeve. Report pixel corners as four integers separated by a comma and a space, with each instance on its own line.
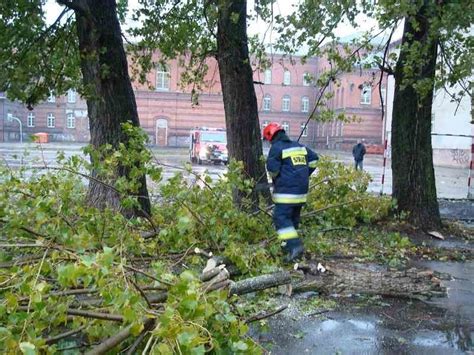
306, 147, 319, 175
266, 144, 282, 179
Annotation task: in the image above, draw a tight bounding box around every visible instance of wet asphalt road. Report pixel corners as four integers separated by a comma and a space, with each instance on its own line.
0, 143, 472, 200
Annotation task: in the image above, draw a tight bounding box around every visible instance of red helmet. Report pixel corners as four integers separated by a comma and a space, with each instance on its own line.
263, 122, 283, 141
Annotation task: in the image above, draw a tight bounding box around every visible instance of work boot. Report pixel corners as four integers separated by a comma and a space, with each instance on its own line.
281, 238, 304, 263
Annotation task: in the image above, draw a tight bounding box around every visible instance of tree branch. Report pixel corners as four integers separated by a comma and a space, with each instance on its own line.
45, 325, 87, 345
245, 304, 288, 323
86, 318, 154, 355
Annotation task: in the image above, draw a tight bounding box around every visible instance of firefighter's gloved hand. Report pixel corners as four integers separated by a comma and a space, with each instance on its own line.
281, 238, 304, 263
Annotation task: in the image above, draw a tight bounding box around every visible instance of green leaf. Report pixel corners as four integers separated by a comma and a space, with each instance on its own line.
232, 340, 248, 351
19, 342, 36, 355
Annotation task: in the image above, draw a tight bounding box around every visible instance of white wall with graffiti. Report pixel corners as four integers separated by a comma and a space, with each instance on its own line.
431, 83, 472, 168
384, 69, 472, 169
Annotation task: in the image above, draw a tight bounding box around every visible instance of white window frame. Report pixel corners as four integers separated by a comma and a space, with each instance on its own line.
263, 95, 271, 111
282, 95, 290, 112
67, 89, 77, 103
303, 72, 311, 86
66, 113, 75, 129
360, 84, 372, 105
47, 113, 55, 128
300, 122, 308, 137
47, 92, 56, 103
283, 70, 291, 85
282, 121, 290, 133
264, 69, 272, 84
301, 96, 309, 113
27, 113, 35, 127
156, 64, 170, 91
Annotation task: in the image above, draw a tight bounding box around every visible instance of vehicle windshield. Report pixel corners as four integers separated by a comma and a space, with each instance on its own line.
200, 132, 226, 143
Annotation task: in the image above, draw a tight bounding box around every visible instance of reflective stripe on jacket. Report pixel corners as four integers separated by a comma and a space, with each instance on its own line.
266, 132, 319, 204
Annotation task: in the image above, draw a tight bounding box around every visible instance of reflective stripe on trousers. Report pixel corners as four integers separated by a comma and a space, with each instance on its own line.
276, 226, 298, 240
273, 204, 303, 240
272, 193, 307, 204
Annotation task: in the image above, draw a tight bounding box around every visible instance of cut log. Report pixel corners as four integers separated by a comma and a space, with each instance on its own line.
200, 265, 226, 281
229, 271, 292, 296
292, 262, 446, 299
202, 269, 230, 291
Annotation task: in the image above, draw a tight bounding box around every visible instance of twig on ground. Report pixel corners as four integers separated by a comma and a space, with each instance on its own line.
45, 325, 87, 345
86, 318, 154, 355
245, 304, 288, 323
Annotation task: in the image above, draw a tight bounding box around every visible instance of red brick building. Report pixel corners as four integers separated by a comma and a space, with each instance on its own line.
0, 52, 384, 150
312, 51, 387, 150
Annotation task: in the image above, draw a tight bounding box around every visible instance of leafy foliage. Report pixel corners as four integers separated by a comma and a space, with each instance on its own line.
306, 157, 392, 228
0, 130, 267, 352
0, 127, 402, 353
0, 1, 81, 105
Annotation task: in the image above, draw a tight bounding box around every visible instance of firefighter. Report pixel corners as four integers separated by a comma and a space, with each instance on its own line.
263, 122, 319, 262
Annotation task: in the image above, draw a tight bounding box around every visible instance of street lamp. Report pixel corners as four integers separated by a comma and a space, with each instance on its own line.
7, 113, 23, 143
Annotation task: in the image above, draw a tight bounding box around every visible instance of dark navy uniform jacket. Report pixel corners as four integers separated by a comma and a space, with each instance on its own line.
266, 132, 319, 204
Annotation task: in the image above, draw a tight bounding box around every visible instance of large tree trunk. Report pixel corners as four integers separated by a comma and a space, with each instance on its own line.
216, 0, 270, 206
391, 3, 440, 229
293, 262, 445, 299
72, 0, 151, 217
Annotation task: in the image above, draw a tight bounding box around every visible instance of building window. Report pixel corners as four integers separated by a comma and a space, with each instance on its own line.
264, 69, 272, 84
67, 89, 76, 103
156, 64, 170, 91
47, 92, 55, 103
303, 72, 311, 86
300, 122, 308, 137
47, 113, 55, 128
283, 70, 291, 85
360, 84, 372, 105
301, 96, 309, 113
282, 121, 290, 133
282, 95, 290, 112
332, 120, 336, 136
338, 121, 344, 136
27, 113, 35, 127
67, 113, 75, 129
263, 94, 271, 111
262, 120, 269, 129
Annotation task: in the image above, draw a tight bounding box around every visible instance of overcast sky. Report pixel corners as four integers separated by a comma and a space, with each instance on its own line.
44, 0, 402, 51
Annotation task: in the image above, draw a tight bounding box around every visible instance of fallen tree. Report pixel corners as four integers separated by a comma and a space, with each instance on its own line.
293, 262, 446, 299
0, 144, 452, 353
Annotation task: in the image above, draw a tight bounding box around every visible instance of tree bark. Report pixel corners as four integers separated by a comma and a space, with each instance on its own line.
293, 262, 445, 299
73, 0, 151, 217
391, 2, 440, 229
216, 0, 270, 206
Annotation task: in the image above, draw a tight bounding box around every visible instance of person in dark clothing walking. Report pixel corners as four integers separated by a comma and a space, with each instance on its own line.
263, 122, 319, 262
352, 139, 366, 171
